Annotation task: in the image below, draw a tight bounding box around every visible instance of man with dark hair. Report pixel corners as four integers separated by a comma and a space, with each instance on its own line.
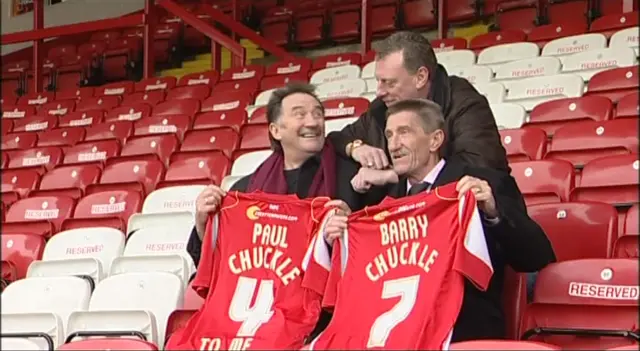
328, 31, 510, 172
323, 98, 555, 343
186, 82, 365, 267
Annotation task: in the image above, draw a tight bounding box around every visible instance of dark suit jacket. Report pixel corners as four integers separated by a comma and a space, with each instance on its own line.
185, 154, 368, 268
379, 160, 556, 342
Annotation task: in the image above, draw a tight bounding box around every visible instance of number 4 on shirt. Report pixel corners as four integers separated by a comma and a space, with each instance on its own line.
229, 277, 275, 337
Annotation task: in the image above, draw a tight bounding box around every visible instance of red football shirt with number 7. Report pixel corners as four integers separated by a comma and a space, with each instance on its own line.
302, 182, 494, 350
165, 191, 335, 351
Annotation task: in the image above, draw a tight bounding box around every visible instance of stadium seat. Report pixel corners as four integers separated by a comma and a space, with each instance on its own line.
435, 50, 476, 71
1, 233, 45, 280
220, 64, 265, 82
12, 115, 58, 133
62, 190, 143, 232
450, 340, 560, 350
178, 70, 219, 87
87, 158, 165, 197
121, 90, 166, 107
63, 139, 121, 165
165, 85, 211, 101
610, 26, 639, 56
2, 132, 38, 150
505, 74, 584, 111
265, 58, 312, 76
322, 97, 370, 119
316, 78, 367, 99
180, 128, 240, 157
585, 66, 639, 103
329, 2, 360, 42
449, 65, 493, 85
66, 272, 182, 346
239, 123, 270, 150
119, 134, 179, 165
527, 21, 588, 48
1, 276, 92, 349
83, 120, 134, 142
201, 91, 253, 112
58, 338, 159, 350
561, 47, 637, 82
26, 227, 125, 283
520, 258, 639, 349
510, 160, 575, 205
526, 96, 614, 136
1, 168, 40, 201
613, 204, 639, 258
474, 82, 506, 105
17, 91, 54, 106
39, 100, 76, 116
75, 96, 120, 112
133, 114, 191, 141
469, 30, 527, 52
325, 117, 358, 135
494, 0, 540, 33
58, 110, 105, 128
31, 164, 102, 199
162, 150, 231, 187
477, 42, 540, 70
153, 99, 200, 118
260, 72, 309, 90
493, 56, 562, 90
7, 146, 64, 171
310, 65, 362, 85
590, 11, 639, 38
4, 194, 76, 236
36, 127, 85, 147
490, 103, 526, 129
312, 52, 362, 70
230, 149, 273, 176
545, 119, 638, 168
192, 109, 247, 131
528, 202, 617, 261
135, 76, 177, 92
53, 86, 95, 101
253, 88, 275, 107
500, 127, 547, 162
107, 103, 152, 122
570, 154, 639, 207
402, 0, 435, 29
541, 33, 607, 62
614, 92, 639, 119
2, 105, 35, 119
212, 78, 260, 96
96, 81, 135, 97
431, 37, 468, 53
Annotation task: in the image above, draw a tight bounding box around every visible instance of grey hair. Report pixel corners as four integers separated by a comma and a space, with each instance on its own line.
376, 31, 438, 77
385, 98, 445, 133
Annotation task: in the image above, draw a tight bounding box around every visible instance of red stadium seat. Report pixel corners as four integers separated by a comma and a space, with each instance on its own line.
39, 100, 76, 116
12, 115, 58, 133
499, 127, 547, 162
265, 59, 312, 77
546, 0, 589, 27
614, 92, 638, 119
260, 72, 309, 90
192, 109, 247, 131
178, 70, 220, 87
4, 195, 76, 236
63, 139, 121, 165
510, 160, 575, 205
503, 267, 528, 340
165, 85, 211, 101
86, 158, 164, 197
102, 37, 142, 81
106, 103, 153, 122
36, 127, 85, 147
312, 52, 362, 70
58, 109, 105, 128
494, 0, 540, 33
84, 121, 134, 142
119, 134, 179, 164
1, 119, 13, 135
54, 87, 95, 101
160, 150, 231, 187
153, 99, 201, 118
370, 0, 399, 36
607, 346, 640, 351
294, 1, 328, 47
201, 91, 252, 112
590, 11, 639, 38
585, 66, 639, 103
527, 21, 588, 48
181, 128, 240, 157
2, 104, 35, 119
249, 106, 267, 123
520, 258, 639, 349
528, 202, 617, 261
2, 132, 38, 150
570, 154, 639, 207
322, 97, 370, 119
446, 0, 477, 22
526, 96, 614, 136
62, 190, 142, 232
31, 164, 102, 200
75, 96, 120, 112
7, 146, 64, 171
57, 338, 158, 350
17, 91, 54, 106
96, 81, 135, 97
239, 123, 270, 150
545, 119, 638, 168
1, 168, 41, 199
220, 64, 265, 82
1, 233, 45, 280
431, 37, 468, 52
450, 340, 560, 350
403, 0, 436, 30
468, 29, 527, 52
133, 114, 191, 141
261, 7, 294, 47
134, 76, 177, 92
212, 79, 260, 96
121, 90, 166, 107
330, 2, 360, 42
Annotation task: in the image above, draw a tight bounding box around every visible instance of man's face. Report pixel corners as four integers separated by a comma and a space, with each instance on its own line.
385, 110, 436, 176
375, 51, 425, 106
270, 92, 325, 156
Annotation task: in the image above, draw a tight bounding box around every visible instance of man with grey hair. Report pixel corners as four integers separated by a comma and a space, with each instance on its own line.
328, 31, 509, 173
323, 98, 555, 342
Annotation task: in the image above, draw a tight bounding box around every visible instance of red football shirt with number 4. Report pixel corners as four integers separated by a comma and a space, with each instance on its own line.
303, 182, 494, 350
166, 191, 334, 351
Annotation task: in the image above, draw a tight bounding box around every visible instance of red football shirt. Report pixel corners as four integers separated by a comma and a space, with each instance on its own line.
303, 182, 494, 350
166, 191, 334, 351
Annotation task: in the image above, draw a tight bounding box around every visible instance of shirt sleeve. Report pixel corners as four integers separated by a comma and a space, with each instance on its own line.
453, 194, 494, 291
191, 213, 220, 298
301, 208, 336, 296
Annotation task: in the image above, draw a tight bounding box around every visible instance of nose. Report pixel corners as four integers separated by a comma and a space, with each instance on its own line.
376, 81, 387, 98
387, 134, 400, 153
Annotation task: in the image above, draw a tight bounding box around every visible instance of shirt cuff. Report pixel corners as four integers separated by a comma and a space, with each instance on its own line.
483, 214, 501, 226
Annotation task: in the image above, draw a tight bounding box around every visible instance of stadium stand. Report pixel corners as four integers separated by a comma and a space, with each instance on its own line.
1, 0, 638, 349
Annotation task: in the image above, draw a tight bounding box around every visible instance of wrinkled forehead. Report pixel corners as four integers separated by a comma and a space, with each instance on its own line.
375, 51, 409, 78
282, 92, 323, 112
385, 110, 420, 133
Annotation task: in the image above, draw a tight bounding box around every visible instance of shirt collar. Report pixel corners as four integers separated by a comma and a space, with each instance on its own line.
406, 159, 446, 192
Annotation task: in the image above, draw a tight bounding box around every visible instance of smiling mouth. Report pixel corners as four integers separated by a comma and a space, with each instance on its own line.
300, 133, 321, 138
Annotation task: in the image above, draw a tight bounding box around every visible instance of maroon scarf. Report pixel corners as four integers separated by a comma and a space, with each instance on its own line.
246, 141, 337, 197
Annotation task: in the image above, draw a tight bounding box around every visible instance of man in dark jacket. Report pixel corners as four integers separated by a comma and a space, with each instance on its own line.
328, 31, 510, 172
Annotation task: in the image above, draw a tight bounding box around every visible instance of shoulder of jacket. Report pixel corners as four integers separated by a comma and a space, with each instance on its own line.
448, 76, 489, 108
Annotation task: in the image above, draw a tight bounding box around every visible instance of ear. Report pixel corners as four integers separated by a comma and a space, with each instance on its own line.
414, 66, 430, 90
269, 122, 282, 142
429, 129, 445, 153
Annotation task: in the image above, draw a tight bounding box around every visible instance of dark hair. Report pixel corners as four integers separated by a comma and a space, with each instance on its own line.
385, 98, 445, 133
265, 82, 324, 150
376, 31, 438, 77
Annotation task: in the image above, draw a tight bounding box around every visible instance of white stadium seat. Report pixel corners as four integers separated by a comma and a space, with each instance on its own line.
449, 65, 493, 85
325, 117, 357, 135
111, 254, 190, 290
1, 338, 44, 351
436, 50, 476, 71
310, 65, 361, 85
316, 79, 367, 99
561, 47, 637, 81
493, 56, 562, 90
1, 276, 92, 349
361, 61, 375, 78
541, 33, 607, 62
220, 175, 243, 191
246, 105, 261, 120
473, 82, 506, 105
26, 227, 125, 283
365, 78, 377, 93
490, 103, 527, 130
66, 272, 183, 346
127, 185, 204, 235
610, 27, 639, 56
254, 88, 276, 106
230, 150, 273, 176
504, 74, 584, 111
477, 42, 540, 70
